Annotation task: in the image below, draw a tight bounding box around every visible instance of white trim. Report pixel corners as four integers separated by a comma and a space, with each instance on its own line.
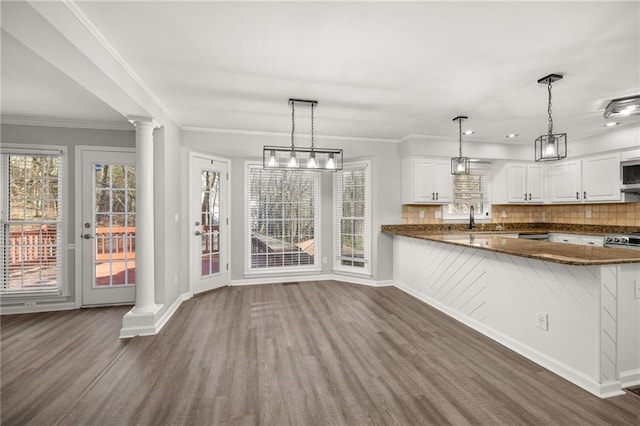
74, 146, 137, 308
0, 144, 69, 299
230, 273, 393, 287
333, 160, 372, 276
0, 302, 76, 315
1, 116, 132, 131
182, 126, 398, 144
244, 161, 321, 275
188, 152, 232, 295
393, 280, 625, 399
619, 368, 640, 388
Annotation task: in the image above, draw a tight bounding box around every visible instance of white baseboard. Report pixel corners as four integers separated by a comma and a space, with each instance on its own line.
0, 302, 76, 315
154, 292, 192, 334
620, 368, 640, 388
393, 281, 624, 399
230, 273, 393, 288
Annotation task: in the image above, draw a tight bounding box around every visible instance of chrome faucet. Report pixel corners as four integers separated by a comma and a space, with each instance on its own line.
469, 205, 475, 229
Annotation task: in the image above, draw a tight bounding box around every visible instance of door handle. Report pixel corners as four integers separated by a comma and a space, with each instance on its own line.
528, 193, 532, 201
524, 193, 527, 201
583, 191, 587, 200
432, 192, 435, 200
195, 231, 202, 236
576, 192, 579, 200
82, 234, 93, 239
435, 192, 439, 200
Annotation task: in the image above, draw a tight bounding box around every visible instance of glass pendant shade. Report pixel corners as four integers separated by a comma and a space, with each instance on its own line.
451, 156, 470, 174
535, 133, 567, 161
263, 98, 343, 171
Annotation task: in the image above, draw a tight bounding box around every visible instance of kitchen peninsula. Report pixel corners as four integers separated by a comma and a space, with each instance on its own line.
383, 225, 640, 399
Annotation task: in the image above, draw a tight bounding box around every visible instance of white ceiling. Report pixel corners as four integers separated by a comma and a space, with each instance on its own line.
2, 1, 639, 144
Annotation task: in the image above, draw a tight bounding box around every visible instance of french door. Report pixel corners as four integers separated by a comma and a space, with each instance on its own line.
80, 149, 136, 306
190, 154, 229, 294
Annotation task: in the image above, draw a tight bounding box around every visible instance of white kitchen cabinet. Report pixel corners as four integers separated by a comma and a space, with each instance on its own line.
582, 153, 621, 202
548, 153, 620, 203
402, 157, 452, 204
549, 233, 604, 247
507, 163, 544, 203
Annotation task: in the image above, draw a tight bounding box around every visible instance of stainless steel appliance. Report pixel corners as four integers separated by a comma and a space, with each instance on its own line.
621, 159, 640, 192
518, 232, 550, 240
603, 233, 640, 250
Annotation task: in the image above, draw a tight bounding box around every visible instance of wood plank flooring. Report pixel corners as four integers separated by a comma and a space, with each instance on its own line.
2, 281, 639, 425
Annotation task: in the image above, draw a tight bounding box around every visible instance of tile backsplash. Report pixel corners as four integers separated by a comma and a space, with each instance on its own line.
402, 202, 640, 227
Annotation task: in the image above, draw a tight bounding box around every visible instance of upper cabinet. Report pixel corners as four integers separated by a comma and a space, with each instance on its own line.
402, 157, 452, 204
548, 153, 621, 203
492, 161, 544, 204
507, 163, 544, 203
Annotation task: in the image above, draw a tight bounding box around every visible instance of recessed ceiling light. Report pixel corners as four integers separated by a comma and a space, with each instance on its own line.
604, 121, 620, 127
506, 133, 519, 138
463, 130, 475, 135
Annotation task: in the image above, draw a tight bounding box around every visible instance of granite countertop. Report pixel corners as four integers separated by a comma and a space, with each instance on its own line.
382, 224, 640, 265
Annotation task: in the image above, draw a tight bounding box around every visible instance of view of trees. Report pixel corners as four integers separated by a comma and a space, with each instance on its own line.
8, 155, 60, 221
94, 164, 136, 227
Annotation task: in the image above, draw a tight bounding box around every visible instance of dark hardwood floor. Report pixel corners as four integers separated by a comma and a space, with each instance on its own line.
2, 281, 639, 425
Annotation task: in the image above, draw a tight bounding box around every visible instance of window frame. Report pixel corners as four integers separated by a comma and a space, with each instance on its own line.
244, 161, 321, 276
0, 144, 68, 299
333, 160, 372, 277
443, 161, 492, 222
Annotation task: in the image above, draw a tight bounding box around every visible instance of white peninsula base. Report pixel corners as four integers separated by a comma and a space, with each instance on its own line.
392, 235, 640, 398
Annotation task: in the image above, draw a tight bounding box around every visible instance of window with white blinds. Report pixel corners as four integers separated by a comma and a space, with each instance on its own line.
1, 150, 64, 293
444, 162, 492, 219
246, 164, 320, 272
334, 162, 371, 276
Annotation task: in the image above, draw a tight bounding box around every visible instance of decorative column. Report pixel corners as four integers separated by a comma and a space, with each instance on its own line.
120, 116, 163, 338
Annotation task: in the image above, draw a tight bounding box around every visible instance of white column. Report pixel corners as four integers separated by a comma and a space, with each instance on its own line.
120, 116, 163, 338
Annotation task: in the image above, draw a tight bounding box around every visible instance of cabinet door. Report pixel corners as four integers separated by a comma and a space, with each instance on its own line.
527, 164, 544, 203
582, 154, 621, 202
507, 163, 527, 202
413, 161, 435, 202
432, 161, 452, 202
549, 161, 581, 202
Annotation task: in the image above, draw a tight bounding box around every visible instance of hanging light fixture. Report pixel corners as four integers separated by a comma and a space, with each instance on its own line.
263, 99, 343, 171
534, 73, 567, 162
451, 115, 470, 175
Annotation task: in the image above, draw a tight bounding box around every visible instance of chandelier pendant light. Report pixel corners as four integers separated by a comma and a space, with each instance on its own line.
451, 115, 470, 175
263, 99, 343, 171
535, 73, 567, 162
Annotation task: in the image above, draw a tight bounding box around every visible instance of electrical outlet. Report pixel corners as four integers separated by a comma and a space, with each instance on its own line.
585, 208, 592, 219
419, 210, 425, 219
501, 210, 507, 218
535, 311, 548, 331
434, 210, 442, 219
635, 279, 640, 300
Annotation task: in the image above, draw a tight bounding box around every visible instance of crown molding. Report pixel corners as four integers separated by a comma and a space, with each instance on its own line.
1, 116, 134, 131
181, 125, 400, 144
61, 0, 180, 127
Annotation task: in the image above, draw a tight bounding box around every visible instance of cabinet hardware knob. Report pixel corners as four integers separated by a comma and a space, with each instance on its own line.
435, 192, 439, 200
584, 191, 587, 199
524, 193, 527, 201
576, 192, 579, 200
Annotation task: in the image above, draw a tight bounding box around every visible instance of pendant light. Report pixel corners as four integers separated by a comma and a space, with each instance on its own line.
534, 73, 567, 162
451, 115, 470, 175
263, 99, 343, 171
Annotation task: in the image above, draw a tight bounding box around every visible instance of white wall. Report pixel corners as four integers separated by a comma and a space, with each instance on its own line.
0, 123, 135, 308
181, 130, 402, 284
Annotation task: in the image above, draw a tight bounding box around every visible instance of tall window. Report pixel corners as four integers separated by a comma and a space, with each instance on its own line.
246, 164, 320, 272
334, 162, 371, 276
1, 150, 63, 293
445, 162, 492, 219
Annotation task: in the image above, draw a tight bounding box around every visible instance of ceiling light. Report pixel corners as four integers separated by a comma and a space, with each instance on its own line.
534, 73, 567, 162
263, 99, 342, 171
506, 133, 519, 139
463, 130, 475, 135
604, 122, 620, 128
451, 115, 470, 175
604, 95, 640, 118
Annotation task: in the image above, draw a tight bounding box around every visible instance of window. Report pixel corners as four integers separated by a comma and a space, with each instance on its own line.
246, 164, 320, 273
1, 149, 64, 293
334, 162, 371, 276
444, 162, 491, 220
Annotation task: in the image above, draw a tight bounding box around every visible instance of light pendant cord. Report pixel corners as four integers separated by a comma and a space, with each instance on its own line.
291, 101, 296, 149
311, 103, 315, 150
547, 81, 553, 136
458, 117, 463, 157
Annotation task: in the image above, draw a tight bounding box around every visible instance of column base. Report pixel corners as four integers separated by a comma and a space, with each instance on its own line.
119, 304, 164, 338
